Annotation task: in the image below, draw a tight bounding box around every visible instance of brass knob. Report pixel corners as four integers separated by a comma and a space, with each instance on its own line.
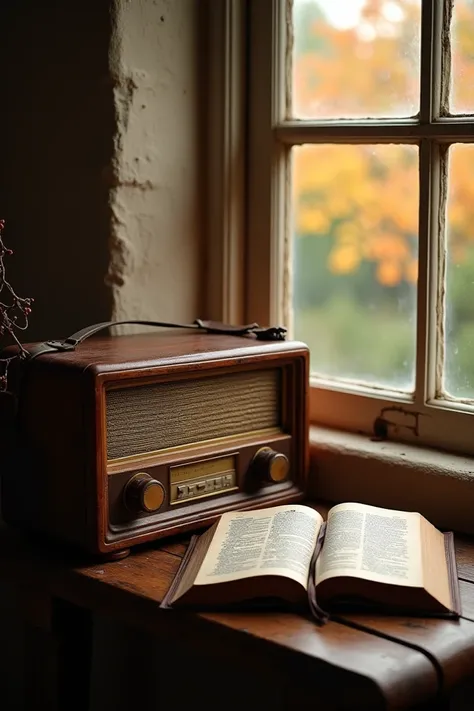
251, 447, 290, 484
123, 473, 165, 513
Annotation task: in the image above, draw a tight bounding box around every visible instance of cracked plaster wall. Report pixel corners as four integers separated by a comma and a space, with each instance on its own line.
107, 0, 202, 324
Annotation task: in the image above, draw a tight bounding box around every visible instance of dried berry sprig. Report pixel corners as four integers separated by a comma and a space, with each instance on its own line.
0, 219, 34, 391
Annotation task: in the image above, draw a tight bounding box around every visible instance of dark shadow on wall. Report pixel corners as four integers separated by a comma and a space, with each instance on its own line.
0, 2, 115, 702
0, 0, 115, 343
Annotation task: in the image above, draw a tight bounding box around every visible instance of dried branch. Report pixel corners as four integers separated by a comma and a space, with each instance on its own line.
0, 219, 33, 391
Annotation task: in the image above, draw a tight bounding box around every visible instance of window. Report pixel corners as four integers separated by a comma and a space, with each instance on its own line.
247, 0, 474, 456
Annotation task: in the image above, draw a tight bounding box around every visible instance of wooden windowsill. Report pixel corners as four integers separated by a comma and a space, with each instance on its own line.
309, 425, 474, 536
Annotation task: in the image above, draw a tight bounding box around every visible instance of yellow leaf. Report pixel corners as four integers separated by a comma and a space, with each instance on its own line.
329, 244, 361, 274
296, 206, 330, 235
377, 261, 402, 286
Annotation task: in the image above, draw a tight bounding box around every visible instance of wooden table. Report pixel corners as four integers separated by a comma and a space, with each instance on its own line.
2, 521, 474, 711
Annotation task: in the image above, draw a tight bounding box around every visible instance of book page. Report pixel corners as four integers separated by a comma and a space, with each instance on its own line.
194, 504, 323, 589
316, 502, 423, 587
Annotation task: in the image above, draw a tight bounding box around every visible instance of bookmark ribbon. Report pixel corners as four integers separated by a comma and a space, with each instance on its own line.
307, 521, 330, 626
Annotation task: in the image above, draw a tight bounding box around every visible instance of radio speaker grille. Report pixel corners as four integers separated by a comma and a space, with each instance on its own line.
106, 369, 281, 460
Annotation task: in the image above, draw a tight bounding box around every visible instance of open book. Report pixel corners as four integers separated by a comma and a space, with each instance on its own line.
161, 502, 461, 621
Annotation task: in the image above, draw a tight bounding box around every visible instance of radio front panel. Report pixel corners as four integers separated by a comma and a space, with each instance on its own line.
101, 360, 304, 545
106, 433, 293, 540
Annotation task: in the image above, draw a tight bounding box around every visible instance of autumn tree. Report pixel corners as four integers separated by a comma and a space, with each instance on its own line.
292, 0, 474, 288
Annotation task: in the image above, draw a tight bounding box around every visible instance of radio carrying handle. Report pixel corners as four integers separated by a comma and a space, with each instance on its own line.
24, 318, 287, 360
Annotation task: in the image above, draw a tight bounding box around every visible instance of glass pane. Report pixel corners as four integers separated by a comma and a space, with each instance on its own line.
292, 143, 418, 391
291, 0, 421, 119
443, 144, 474, 398
450, 0, 474, 114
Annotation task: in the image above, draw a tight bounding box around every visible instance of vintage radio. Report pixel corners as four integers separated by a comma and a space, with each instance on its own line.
1, 319, 309, 559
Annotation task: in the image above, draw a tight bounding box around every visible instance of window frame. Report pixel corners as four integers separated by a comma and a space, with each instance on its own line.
204, 0, 247, 326
246, 0, 474, 457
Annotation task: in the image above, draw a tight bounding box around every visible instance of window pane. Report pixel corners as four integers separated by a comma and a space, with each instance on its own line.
443, 144, 474, 398
292, 144, 418, 391
291, 0, 421, 119
450, 0, 474, 115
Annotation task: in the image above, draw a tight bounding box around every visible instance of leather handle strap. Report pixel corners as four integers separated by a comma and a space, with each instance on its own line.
24, 318, 287, 360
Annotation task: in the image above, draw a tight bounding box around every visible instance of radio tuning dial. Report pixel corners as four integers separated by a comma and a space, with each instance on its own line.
123, 473, 165, 514
251, 447, 290, 484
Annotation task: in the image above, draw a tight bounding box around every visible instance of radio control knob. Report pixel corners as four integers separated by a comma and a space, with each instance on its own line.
124, 473, 165, 513
250, 447, 290, 484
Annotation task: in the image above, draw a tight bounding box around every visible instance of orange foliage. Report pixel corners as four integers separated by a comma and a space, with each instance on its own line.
293, 142, 419, 284
293, 0, 474, 286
